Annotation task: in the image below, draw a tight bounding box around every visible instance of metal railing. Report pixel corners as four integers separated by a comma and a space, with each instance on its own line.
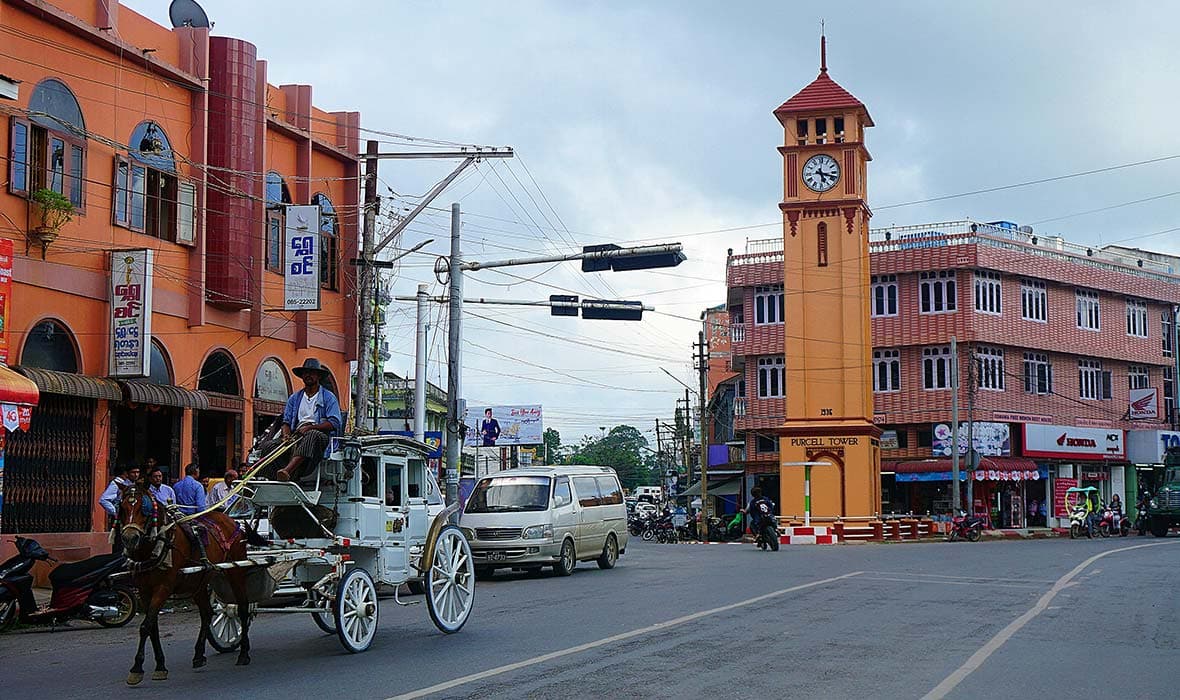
733, 397, 747, 417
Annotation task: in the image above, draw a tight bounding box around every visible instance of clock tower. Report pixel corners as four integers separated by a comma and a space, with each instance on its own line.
773, 36, 881, 521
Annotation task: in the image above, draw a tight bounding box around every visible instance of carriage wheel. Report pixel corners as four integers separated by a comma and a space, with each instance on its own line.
312, 611, 336, 634
426, 525, 475, 634
208, 592, 255, 653
334, 567, 378, 653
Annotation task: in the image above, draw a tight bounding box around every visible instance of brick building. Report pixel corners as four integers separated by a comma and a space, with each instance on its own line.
0, 0, 359, 558
718, 220, 1180, 527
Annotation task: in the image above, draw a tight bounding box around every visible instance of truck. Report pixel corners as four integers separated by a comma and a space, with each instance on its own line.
1145, 447, 1180, 537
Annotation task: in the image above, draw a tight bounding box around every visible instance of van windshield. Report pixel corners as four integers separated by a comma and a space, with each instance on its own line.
465, 476, 551, 513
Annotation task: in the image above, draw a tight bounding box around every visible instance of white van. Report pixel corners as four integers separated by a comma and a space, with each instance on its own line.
459, 465, 628, 578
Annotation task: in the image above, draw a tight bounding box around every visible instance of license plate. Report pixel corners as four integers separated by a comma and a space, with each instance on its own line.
487, 551, 506, 562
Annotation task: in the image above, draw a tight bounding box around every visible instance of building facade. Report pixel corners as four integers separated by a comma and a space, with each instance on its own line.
725, 221, 1180, 527
0, 0, 359, 557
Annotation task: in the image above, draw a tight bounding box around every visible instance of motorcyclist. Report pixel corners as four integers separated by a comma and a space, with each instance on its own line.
745, 487, 777, 550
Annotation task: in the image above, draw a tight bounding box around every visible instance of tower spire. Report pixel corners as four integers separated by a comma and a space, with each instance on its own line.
820, 20, 827, 73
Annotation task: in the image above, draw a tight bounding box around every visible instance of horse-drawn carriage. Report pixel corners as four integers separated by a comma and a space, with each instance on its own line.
204, 434, 475, 654
118, 433, 474, 684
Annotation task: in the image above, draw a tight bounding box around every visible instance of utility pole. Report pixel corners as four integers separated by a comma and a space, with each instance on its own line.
444, 203, 464, 506
695, 331, 710, 540
413, 283, 429, 442
951, 336, 961, 513
355, 140, 379, 431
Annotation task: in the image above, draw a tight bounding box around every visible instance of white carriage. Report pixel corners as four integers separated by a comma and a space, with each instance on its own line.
203, 435, 475, 654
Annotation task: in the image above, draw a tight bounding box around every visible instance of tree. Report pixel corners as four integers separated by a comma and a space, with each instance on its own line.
568, 424, 654, 492
542, 428, 561, 465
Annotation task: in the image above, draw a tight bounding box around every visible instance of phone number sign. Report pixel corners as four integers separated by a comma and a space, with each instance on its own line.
109, 249, 154, 377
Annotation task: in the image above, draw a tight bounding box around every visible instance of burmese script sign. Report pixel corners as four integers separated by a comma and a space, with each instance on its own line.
109, 249, 154, 377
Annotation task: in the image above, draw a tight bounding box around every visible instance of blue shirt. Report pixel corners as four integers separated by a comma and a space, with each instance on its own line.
282, 387, 342, 456
173, 476, 206, 514
149, 483, 177, 507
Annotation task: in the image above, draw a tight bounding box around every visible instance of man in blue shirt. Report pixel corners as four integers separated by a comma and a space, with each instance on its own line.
173, 463, 207, 515
275, 358, 342, 483
147, 466, 177, 508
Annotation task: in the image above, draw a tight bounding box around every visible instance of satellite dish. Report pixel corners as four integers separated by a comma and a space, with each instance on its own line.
169, 0, 211, 28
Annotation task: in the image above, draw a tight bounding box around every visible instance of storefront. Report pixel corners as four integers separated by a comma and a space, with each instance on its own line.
892, 457, 1045, 526
0, 366, 39, 534
195, 351, 244, 476
1023, 424, 1127, 528
1125, 430, 1178, 512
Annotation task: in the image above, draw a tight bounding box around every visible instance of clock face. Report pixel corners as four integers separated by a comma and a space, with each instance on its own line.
802, 154, 840, 193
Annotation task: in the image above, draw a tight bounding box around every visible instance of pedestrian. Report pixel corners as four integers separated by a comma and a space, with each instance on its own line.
99, 464, 141, 553
173, 462, 207, 515
273, 358, 342, 483
147, 466, 176, 507
211, 469, 239, 510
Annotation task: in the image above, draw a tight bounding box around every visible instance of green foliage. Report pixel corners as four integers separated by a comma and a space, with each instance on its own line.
567, 424, 655, 492
542, 428, 561, 465
30, 187, 74, 230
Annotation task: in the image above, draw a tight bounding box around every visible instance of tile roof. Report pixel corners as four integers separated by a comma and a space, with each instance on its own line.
774, 70, 873, 126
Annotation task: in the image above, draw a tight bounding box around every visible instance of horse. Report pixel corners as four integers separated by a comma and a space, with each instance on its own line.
116, 481, 254, 685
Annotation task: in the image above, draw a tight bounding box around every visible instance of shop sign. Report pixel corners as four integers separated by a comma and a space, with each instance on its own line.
1080, 471, 1108, 481
1023, 424, 1124, 460
932, 421, 1010, 457
283, 205, 321, 311
109, 249, 154, 377
1128, 387, 1159, 420
1126, 430, 1180, 464
1053, 477, 1077, 518
992, 411, 1052, 424
880, 430, 899, 450
0, 238, 11, 365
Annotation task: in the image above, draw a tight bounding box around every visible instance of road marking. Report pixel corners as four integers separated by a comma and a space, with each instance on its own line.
861, 570, 1058, 584
921, 541, 1180, 700
386, 571, 865, 700
864, 576, 1040, 589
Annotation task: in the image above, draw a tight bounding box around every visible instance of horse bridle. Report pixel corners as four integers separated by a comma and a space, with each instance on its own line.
121, 490, 174, 572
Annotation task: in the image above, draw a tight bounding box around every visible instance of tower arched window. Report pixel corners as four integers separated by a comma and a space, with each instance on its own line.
817, 222, 829, 267
264, 172, 292, 272
9, 78, 87, 209
112, 121, 194, 244
312, 193, 338, 291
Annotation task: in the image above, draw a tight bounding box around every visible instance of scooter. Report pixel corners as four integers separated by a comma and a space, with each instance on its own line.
1069, 506, 1094, 539
0, 537, 138, 631
946, 511, 985, 542
1096, 507, 1130, 537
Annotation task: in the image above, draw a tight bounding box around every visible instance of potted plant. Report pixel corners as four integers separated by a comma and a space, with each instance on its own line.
27, 187, 74, 259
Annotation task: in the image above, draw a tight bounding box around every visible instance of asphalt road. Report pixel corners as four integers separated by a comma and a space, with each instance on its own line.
3, 535, 1178, 699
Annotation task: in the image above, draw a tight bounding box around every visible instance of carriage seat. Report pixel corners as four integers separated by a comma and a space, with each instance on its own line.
247, 481, 321, 508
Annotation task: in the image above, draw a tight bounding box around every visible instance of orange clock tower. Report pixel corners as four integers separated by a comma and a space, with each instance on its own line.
774, 37, 881, 521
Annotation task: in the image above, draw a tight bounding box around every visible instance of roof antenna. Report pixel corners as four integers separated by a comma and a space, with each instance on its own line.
820, 20, 827, 73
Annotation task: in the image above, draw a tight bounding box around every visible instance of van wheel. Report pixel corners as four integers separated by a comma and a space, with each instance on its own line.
554, 540, 576, 576
597, 534, 618, 570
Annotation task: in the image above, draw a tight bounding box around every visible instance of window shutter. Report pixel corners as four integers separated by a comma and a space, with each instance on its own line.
8, 117, 30, 195
112, 156, 129, 227
1101, 370, 1113, 400
176, 180, 196, 245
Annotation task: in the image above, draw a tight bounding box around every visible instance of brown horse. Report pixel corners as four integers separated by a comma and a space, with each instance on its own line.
117, 482, 254, 685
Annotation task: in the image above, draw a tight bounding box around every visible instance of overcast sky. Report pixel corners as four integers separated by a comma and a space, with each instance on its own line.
126, 0, 1180, 446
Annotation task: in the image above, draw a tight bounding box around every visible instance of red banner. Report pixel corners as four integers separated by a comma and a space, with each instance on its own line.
1053, 477, 1077, 518
0, 238, 12, 365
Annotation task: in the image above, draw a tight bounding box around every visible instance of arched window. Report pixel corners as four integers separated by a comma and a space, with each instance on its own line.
146, 340, 173, 385
264, 172, 292, 272
312, 193, 338, 291
112, 121, 194, 244
19, 319, 79, 372
817, 222, 829, 267
197, 351, 240, 395
9, 78, 87, 209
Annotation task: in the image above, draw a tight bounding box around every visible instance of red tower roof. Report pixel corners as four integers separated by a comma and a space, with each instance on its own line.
774, 71, 873, 126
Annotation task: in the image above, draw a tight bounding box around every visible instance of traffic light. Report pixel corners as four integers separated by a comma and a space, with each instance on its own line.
549, 294, 579, 317
580, 244, 686, 272
581, 300, 644, 321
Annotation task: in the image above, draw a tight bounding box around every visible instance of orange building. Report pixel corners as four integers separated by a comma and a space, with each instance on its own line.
0, 0, 360, 559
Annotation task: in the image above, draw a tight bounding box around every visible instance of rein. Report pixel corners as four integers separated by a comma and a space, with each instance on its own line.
173, 437, 295, 526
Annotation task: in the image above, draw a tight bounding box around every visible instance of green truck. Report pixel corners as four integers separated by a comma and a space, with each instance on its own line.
1145, 447, 1180, 537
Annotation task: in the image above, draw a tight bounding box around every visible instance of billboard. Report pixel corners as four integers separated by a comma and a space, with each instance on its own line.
1129, 387, 1159, 420
1023, 424, 1124, 460
284, 205, 321, 311
109, 249, 154, 377
932, 421, 1010, 457
464, 405, 543, 446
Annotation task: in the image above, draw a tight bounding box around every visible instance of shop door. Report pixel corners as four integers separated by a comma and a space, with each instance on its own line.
196, 411, 241, 476
114, 405, 179, 478
2, 394, 94, 533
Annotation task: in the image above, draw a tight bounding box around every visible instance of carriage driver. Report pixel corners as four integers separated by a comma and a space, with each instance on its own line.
274, 358, 342, 483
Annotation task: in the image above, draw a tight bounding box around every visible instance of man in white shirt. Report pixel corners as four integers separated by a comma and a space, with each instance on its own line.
211, 469, 238, 509
274, 358, 342, 483
99, 464, 140, 553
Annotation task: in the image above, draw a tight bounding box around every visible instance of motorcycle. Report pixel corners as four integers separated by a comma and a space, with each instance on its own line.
754, 518, 779, 551
0, 537, 138, 631
706, 513, 745, 542
946, 511, 985, 542
1069, 505, 1094, 539
1135, 498, 1151, 536
1096, 507, 1130, 537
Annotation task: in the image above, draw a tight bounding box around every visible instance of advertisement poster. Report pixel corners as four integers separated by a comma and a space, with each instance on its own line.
385, 430, 444, 459
1024, 424, 1124, 460
1129, 387, 1159, 420
1053, 477, 1078, 518
464, 405, 544, 446
932, 421, 1010, 457
109, 249, 154, 377
0, 238, 12, 365
283, 205, 321, 311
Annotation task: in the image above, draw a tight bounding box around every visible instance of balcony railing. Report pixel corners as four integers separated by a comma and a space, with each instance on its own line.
733, 397, 747, 417
730, 323, 746, 343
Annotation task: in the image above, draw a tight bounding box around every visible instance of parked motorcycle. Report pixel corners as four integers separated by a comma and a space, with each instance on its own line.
1135, 497, 1151, 536
946, 511, 985, 542
0, 537, 138, 631
1096, 507, 1130, 537
1069, 505, 1094, 539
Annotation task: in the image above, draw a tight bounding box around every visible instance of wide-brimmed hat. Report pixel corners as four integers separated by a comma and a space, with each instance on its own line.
292, 358, 330, 379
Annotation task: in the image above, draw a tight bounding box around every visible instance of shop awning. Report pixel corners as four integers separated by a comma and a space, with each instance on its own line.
14, 366, 120, 401
678, 478, 743, 497
896, 457, 1038, 473
122, 381, 210, 410
0, 365, 39, 406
